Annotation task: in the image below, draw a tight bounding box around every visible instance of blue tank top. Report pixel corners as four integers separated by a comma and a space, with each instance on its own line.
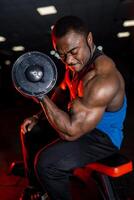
96, 96, 127, 148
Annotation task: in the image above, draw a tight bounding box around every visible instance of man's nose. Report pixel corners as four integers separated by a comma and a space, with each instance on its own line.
65, 54, 74, 66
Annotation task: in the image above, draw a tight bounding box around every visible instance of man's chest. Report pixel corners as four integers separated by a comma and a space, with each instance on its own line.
65, 68, 96, 100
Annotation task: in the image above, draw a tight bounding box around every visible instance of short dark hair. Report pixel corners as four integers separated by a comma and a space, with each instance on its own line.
52, 15, 89, 38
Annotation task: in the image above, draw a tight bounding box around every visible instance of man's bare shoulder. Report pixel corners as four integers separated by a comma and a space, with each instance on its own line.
95, 54, 116, 74
83, 55, 123, 107
83, 54, 117, 84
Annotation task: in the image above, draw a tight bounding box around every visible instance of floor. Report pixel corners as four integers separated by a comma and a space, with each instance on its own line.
0, 91, 134, 200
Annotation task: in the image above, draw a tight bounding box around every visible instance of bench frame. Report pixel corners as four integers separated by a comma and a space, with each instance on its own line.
74, 153, 133, 200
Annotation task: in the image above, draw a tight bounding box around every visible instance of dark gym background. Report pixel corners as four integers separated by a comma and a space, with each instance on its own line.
0, 0, 134, 199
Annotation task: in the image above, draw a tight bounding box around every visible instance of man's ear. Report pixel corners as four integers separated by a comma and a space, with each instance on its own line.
87, 32, 93, 46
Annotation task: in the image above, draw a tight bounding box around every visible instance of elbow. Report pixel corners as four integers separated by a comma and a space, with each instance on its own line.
59, 125, 86, 141
64, 129, 83, 141
63, 134, 80, 141
65, 126, 93, 141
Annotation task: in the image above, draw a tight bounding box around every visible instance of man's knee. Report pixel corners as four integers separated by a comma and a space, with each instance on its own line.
34, 148, 51, 181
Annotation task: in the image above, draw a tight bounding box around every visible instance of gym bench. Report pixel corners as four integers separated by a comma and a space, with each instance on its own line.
73, 153, 133, 200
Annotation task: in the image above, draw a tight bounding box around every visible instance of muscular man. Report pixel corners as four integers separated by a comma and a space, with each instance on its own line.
20, 16, 127, 200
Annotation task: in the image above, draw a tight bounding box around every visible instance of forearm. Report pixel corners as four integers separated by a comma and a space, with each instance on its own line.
34, 86, 65, 120
41, 96, 75, 140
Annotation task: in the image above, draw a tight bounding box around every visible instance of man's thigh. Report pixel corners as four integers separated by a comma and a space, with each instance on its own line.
36, 129, 118, 171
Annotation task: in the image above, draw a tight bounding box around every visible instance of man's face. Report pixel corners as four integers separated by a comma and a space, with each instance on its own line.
54, 30, 92, 72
